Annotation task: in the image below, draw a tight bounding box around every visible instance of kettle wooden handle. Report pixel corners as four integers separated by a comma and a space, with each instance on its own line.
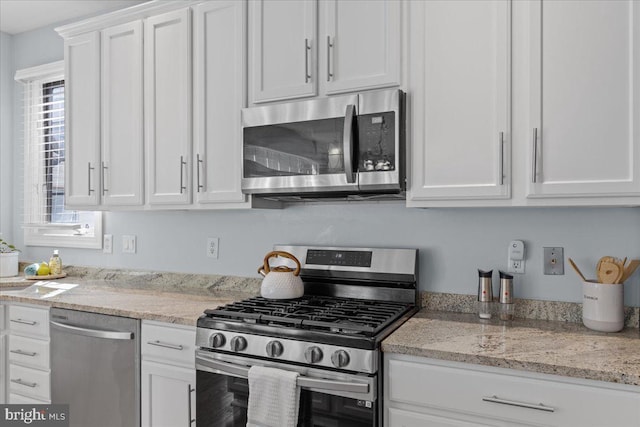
259, 251, 302, 277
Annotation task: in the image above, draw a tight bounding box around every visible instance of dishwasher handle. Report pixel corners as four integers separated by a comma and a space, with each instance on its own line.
51, 320, 134, 340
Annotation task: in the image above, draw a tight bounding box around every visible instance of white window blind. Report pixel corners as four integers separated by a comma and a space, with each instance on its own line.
16, 61, 102, 249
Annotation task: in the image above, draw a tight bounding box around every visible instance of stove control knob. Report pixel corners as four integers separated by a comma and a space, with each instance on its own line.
331, 350, 350, 368
230, 336, 247, 352
210, 333, 226, 348
304, 346, 323, 364
266, 340, 284, 358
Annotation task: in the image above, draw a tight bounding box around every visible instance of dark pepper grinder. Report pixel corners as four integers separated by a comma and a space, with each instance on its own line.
477, 269, 493, 319
499, 271, 515, 321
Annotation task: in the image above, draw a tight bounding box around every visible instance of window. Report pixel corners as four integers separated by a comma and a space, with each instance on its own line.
16, 61, 102, 249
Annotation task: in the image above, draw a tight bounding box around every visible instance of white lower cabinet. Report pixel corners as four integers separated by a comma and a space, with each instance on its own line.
141, 320, 196, 427
7, 304, 51, 404
0, 304, 5, 404
384, 354, 640, 427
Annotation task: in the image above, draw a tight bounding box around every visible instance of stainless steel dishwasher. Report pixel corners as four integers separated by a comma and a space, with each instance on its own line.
50, 308, 140, 427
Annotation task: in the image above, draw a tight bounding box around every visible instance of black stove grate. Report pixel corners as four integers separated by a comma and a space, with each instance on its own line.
203, 296, 411, 337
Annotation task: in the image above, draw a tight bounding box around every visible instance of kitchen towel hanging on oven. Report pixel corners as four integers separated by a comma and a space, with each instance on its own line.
247, 366, 301, 427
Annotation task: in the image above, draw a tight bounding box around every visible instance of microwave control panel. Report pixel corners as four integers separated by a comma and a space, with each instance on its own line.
357, 112, 395, 172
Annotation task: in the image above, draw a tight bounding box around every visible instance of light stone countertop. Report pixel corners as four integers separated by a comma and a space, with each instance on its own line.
0, 265, 261, 325
0, 283, 242, 326
382, 310, 640, 386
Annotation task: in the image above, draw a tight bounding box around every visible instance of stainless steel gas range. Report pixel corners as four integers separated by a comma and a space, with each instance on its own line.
195, 245, 418, 427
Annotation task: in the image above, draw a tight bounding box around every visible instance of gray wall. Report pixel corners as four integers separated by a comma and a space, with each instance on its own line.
1, 31, 14, 243
3, 23, 640, 307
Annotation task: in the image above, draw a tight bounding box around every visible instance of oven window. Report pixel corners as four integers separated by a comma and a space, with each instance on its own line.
197, 371, 375, 427
243, 117, 346, 178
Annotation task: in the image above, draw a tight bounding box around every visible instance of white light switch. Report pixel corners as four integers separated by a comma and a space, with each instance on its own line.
122, 235, 136, 254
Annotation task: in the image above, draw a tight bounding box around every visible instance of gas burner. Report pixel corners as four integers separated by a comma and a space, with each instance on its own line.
204, 295, 411, 338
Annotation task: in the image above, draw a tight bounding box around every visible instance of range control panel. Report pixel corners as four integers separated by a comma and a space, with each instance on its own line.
306, 249, 373, 267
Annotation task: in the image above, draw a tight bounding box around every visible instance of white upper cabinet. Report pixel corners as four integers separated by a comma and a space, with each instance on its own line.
101, 20, 144, 206
528, 0, 640, 200
321, 0, 401, 95
145, 9, 192, 205
194, 1, 247, 205
250, 0, 317, 103
64, 32, 101, 207
249, 0, 401, 104
408, 0, 511, 203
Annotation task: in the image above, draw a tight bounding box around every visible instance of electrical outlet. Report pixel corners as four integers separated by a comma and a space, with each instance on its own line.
103, 234, 113, 254
544, 247, 564, 275
507, 240, 526, 274
122, 235, 136, 254
207, 237, 219, 259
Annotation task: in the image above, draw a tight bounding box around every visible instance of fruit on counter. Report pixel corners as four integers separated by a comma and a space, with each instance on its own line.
37, 262, 50, 276
24, 263, 40, 276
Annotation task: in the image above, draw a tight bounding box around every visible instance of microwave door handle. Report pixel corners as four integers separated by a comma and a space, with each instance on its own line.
343, 104, 356, 184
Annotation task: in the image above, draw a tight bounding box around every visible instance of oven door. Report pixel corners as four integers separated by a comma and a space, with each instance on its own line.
196, 350, 378, 427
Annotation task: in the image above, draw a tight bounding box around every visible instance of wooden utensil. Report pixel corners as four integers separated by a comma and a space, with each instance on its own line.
568, 258, 587, 282
618, 259, 640, 284
597, 260, 623, 284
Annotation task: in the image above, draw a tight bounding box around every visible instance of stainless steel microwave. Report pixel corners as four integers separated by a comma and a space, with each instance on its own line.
241, 89, 405, 198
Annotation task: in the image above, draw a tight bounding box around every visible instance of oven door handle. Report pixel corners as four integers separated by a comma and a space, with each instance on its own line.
196, 355, 370, 395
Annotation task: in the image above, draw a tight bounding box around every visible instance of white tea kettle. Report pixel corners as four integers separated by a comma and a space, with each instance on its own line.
258, 251, 304, 299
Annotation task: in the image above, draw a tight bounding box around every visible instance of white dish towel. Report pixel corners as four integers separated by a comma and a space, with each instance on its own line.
246, 366, 301, 427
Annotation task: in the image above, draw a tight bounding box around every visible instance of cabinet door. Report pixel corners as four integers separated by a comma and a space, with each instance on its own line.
141, 361, 195, 427
322, 0, 400, 95
101, 21, 144, 206
408, 0, 511, 202
193, 1, 247, 205
528, 0, 640, 199
64, 32, 101, 207
249, 0, 316, 103
145, 9, 192, 205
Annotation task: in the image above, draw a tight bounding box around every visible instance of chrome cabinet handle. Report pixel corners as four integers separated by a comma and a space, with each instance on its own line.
180, 156, 187, 194
10, 349, 37, 357
483, 395, 555, 413
10, 318, 37, 326
88, 162, 95, 195
188, 385, 195, 425
327, 36, 333, 82
51, 320, 134, 340
196, 356, 369, 394
147, 340, 184, 351
499, 131, 505, 185
196, 154, 204, 192
304, 38, 311, 83
343, 104, 356, 184
11, 378, 37, 388
531, 128, 538, 183
102, 162, 109, 194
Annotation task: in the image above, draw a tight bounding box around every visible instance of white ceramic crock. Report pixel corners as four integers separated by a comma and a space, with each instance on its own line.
0, 252, 19, 278
582, 280, 624, 333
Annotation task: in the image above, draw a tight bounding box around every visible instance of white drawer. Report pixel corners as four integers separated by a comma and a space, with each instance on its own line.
9, 305, 49, 339
9, 364, 50, 402
142, 321, 196, 368
387, 357, 640, 427
9, 393, 50, 404
9, 335, 50, 370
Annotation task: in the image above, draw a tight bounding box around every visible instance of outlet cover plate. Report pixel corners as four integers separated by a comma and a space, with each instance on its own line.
544, 247, 564, 275
207, 237, 219, 259
103, 234, 113, 254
